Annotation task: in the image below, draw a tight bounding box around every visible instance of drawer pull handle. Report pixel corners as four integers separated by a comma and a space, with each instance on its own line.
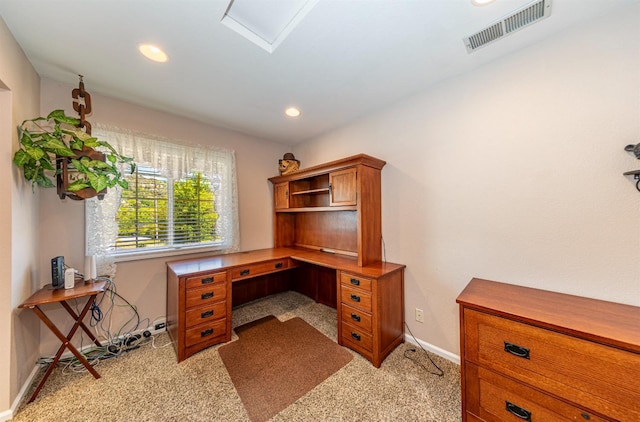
201, 310, 214, 318
201, 277, 214, 284
350, 294, 361, 302
351, 332, 361, 341
504, 342, 530, 359
350, 278, 360, 286
201, 328, 214, 337
240, 269, 250, 276
275, 262, 283, 269
201, 292, 214, 300
581, 413, 591, 420
350, 313, 361, 322
505, 401, 531, 421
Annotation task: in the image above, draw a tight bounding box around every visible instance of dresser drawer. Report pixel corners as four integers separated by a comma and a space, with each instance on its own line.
341, 303, 372, 333
185, 271, 226, 290
231, 259, 289, 280
465, 363, 608, 422
185, 302, 227, 328
185, 283, 227, 309
340, 285, 372, 312
340, 272, 372, 292
341, 323, 373, 353
464, 309, 640, 421
185, 318, 227, 348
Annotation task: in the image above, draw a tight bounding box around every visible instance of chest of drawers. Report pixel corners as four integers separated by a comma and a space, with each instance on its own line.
337, 269, 404, 368
167, 270, 232, 362
457, 278, 640, 422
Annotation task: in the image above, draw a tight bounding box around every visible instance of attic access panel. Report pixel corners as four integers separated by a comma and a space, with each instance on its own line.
221, 0, 319, 53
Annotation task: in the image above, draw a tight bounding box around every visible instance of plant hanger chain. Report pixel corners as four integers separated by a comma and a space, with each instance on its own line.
72, 74, 92, 135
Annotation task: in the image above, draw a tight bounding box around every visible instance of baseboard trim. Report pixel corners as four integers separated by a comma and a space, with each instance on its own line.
404, 333, 460, 365
0, 364, 41, 421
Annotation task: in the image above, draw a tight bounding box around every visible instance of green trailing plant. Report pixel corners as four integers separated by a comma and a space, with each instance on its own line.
13, 109, 135, 193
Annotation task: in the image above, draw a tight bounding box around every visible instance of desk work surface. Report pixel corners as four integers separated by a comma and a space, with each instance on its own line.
166, 247, 405, 279
19, 280, 107, 308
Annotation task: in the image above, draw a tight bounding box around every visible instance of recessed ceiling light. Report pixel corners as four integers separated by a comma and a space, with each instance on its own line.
471, 0, 496, 6
285, 107, 301, 118
138, 44, 168, 63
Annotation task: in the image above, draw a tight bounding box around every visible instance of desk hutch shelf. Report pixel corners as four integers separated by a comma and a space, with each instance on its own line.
269, 154, 384, 267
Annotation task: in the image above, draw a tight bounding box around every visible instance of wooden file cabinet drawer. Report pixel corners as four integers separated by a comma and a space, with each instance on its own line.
465, 363, 608, 422
464, 308, 640, 420
185, 283, 227, 309
340, 285, 372, 313
185, 302, 227, 328
185, 271, 226, 290
341, 303, 372, 333
185, 319, 227, 348
341, 324, 373, 353
231, 259, 289, 281
340, 272, 372, 292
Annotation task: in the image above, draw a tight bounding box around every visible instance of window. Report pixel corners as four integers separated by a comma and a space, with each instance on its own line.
115, 169, 222, 253
86, 125, 239, 276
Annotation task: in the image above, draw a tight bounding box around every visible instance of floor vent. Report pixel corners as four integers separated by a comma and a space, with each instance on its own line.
463, 0, 552, 53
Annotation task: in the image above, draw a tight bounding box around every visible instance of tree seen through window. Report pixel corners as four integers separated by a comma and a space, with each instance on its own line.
115, 168, 219, 251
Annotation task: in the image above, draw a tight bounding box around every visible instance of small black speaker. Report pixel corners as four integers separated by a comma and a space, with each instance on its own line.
51, 256, 65, 288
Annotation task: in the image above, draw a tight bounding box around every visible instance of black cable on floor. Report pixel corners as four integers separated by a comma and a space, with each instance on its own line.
403, 322, 445, 377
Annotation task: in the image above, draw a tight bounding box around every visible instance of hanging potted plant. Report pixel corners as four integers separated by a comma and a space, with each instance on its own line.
13, 109, 135, 200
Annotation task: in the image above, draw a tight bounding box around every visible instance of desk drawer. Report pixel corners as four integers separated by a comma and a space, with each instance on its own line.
341, 323, 373, 353
341, 303, 372, 333
465, 363, 607, 422
185, 319, 227, 348
185, 284, 227, 309
340, 285, 372, 313
340, 273, 372, 292
231, 259, 289, 280
185, 302, 227, 328
185, 272, 226, 290
464, 309, 640, 421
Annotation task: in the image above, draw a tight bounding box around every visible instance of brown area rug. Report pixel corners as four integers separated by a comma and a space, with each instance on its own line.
218, 315, 353, 422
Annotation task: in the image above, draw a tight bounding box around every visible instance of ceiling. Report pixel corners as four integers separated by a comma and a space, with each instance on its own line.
0, 0, 636, 145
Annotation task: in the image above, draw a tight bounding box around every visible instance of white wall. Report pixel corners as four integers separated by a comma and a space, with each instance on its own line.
36, 79, 290, 355
0, 16, 41, 418
294, 4, 640, 357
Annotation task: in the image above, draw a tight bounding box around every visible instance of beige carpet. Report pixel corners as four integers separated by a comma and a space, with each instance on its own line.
12, 291, 461, 421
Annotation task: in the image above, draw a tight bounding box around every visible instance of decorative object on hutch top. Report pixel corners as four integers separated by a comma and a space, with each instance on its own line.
278, 152, 300, 175
167, 154, 405, 367
12, 75, 135, 200
457, 278, 640, 422
623, 142, 640, 192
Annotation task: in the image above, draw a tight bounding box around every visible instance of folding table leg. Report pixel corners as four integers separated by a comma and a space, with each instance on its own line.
60, 301, 102, 347
27, 295, 101, 403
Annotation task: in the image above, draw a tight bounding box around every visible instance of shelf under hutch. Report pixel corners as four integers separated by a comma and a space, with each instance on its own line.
166, 154, 405, 367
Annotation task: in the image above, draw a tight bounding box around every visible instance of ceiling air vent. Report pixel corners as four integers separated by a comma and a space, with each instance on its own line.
463, 0, 552, 53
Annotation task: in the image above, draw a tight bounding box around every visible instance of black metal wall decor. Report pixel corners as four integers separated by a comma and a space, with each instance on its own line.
623, 143, 640, 192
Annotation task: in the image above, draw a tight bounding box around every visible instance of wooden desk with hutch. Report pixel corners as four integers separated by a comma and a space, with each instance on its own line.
166, 154, 405, 367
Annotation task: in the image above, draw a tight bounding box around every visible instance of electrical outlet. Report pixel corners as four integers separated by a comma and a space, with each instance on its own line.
415, 308, 424, 323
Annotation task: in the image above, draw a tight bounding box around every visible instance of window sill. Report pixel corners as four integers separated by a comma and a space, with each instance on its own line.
113, 244, 231, 263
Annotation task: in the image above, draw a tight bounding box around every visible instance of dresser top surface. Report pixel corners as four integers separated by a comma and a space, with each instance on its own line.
457, 278, 640, 353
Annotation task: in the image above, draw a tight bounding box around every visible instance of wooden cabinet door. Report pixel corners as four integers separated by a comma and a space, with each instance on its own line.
329, 168, 357, 206
274, 182, 289, 209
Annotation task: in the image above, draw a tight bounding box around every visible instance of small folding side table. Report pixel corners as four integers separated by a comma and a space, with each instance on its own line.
18, 280, 107, 403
